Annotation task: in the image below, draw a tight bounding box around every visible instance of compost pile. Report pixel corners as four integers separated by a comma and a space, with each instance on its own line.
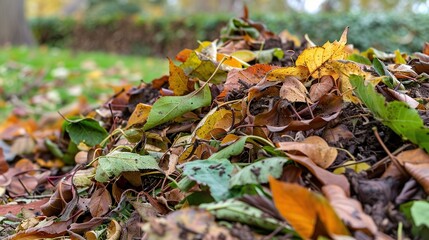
1, 9, 429, 240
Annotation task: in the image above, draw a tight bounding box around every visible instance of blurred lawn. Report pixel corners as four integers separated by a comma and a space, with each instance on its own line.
0, 46, 168, 121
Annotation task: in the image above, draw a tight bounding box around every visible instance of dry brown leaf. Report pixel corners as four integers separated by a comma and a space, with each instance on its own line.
403, 162, 429, 194
309, 76, 334, 102
279, 76, 310, 103
221, 64, 275, 98
285, 153, 350, 196
89, 188, 112, 217
141, 208, 237, 240
323, 124, 354, 144
278, 136, 337, 169
106, 219, 121, 240
322, 185, 378, 236
383, 148, 429, 179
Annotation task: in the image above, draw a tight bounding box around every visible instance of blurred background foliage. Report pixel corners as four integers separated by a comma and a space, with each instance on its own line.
18, 0, 429, 55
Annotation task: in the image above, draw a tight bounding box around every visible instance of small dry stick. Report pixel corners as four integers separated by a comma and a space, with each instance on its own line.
372, 127, 407, 176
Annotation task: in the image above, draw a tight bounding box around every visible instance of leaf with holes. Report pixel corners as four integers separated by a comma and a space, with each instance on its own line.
182, 159, 233, 201
230, 157, 289, 188
95, 152, 160, 182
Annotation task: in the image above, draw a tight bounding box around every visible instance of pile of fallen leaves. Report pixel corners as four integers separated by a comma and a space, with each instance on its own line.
2, 9, 429, 239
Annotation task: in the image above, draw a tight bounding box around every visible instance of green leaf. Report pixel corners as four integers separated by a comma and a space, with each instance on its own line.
65, 118, 108, 147
400, 201, 429, 237
350, 75, 429, 151
230, 157, 289, 188
200, 199, 291, 232
257, 48, 284, 64
182, 159, 233, 201
372, 58, 404, 90
372, 58, 385, 77
347, 54, 371, 65
208, 137, 247, 160
208, 135, 273, 160
95, 152, 160, 182
143, 85, 212, 130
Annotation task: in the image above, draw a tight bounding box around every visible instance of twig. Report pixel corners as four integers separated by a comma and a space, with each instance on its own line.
372, 127, 407, 176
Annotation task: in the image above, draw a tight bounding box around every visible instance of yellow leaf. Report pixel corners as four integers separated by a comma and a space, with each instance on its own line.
394, 49, 407, 64
332, 61, 372, 103
333, 160, 371, 174
231, 50, 257, 62
195, 108, 233, 140
126, 103, 152, 128
269, 177, 350, 239
296, 27, 349, 79
168, 58, 189, 96
266, 66, 310, 81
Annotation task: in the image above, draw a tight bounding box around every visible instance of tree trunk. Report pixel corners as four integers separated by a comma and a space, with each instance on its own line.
0, 0, 35, 46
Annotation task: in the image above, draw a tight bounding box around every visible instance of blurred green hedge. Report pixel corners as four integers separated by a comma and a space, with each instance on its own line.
30, 12, 429, 56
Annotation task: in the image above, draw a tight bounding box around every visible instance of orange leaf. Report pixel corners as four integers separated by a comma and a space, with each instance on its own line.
217, 53, 242, 68
176, 48, 193, 62
0, 148, 8, 174
269, 177, 350, 239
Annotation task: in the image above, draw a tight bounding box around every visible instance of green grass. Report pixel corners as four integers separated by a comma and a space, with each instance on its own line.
0, 46, 168, 121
